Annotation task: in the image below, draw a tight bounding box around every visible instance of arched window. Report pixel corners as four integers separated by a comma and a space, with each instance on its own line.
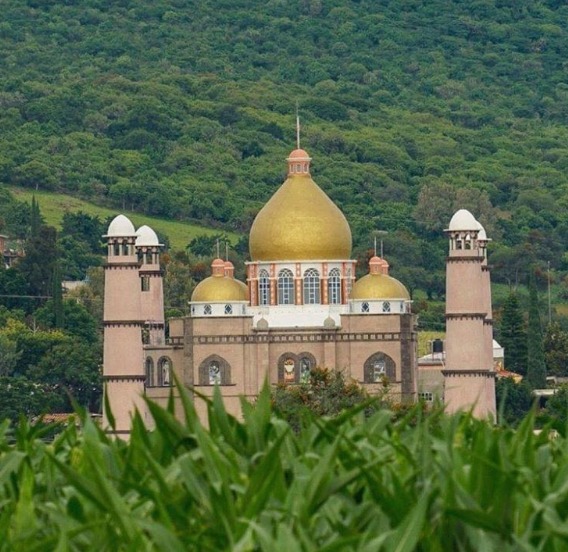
303, 269, 320, 305
146, 251, 153, 264
157, 357, 172, 387
204, 304, 212, 315
145, 357, 154, 387
298, 352, 316, 383
224, 304, 233, 315
328, 268, 341, 304
258, 269, 270, 306
278, 269, 294, 305
364, 353, 396, 383
382, 301, 391, 313
278, 353, 299, 384
198, 355, 231, 385
113, 242, 120, 256
361, 302, 370, 313
122, 243, 129, 255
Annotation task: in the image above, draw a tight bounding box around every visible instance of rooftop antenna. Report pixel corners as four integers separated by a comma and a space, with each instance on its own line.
296, 101, 301, 149
225, 241, 229, 261
216, 239, 220, 258
374, 236, 377, 256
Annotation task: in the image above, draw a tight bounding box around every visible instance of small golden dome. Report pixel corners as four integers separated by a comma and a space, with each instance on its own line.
249, 148, 352, 261
191, 276, 248, 302
350, 273, 410, 300
191, 258, 248, 302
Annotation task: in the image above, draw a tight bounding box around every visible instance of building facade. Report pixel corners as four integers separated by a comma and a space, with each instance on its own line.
102, 147, 418, 432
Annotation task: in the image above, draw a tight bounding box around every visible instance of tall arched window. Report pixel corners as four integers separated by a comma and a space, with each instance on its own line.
328, 268, 341, 304
278, 353, 299, 384
258, 269, 270, 306
198, 355, 231, 385
277, 269, 294, 305
299, 352, 316, 383
145, 357, 154, 387
157, 357, 172, 387
303, 269, 320, 305
364, 353, 396, 383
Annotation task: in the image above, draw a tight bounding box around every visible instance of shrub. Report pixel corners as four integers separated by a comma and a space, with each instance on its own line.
0, 381, 567, 549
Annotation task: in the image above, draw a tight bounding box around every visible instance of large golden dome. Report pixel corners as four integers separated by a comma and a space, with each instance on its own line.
249, 148, 352, 261
191, 259, 249, 302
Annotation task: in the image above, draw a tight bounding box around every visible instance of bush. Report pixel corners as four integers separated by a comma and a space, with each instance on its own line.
0, 382, 567, 549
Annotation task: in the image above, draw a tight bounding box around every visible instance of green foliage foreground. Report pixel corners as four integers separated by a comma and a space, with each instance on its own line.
1, 386, 568, 551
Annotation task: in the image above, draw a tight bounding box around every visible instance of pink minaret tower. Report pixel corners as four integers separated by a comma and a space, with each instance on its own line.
136, 225, 165, 346
477, 223, 495, 376
443, 209, 496, 418
102, 215, 149, 436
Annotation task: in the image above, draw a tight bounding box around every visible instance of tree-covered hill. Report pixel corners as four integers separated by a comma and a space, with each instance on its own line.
1, 0, 567, 293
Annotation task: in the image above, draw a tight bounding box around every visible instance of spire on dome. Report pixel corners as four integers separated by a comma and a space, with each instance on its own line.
224, 242, 235, 277
287, 109, 311, 176
296, 102, 301, 149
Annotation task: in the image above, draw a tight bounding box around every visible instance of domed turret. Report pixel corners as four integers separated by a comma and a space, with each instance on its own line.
350, 256, 410, 300
446, 209, 478, 232
249, 148, 352, 261
191, 258, 248, 302
135, 225, 162, 247
105, 214, 137, 237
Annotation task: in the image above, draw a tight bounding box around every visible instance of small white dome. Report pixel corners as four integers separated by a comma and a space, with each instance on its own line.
447, 209, 478, 232
105, 215, 136, 237
135, 225, 161, 246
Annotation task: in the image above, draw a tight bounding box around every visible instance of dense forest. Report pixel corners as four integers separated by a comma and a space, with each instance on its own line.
1, 1, 568, 304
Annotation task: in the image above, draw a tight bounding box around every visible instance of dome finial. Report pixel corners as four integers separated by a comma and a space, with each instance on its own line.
296, 101, 301, 149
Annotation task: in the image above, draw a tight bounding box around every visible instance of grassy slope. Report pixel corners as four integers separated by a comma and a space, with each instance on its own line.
9, 186, 239, 250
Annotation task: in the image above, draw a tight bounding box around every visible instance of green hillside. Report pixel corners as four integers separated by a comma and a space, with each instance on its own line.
1, 0, 567, 294
8, 186, 238, 251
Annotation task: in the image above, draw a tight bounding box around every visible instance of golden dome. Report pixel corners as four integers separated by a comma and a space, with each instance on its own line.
249, 148, 352, 261
191, 258, 249, 302
350, 273, 410, 300
191, 276, 248, 302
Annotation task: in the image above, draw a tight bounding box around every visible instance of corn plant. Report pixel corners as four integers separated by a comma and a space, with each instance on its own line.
1, 382, 568, 550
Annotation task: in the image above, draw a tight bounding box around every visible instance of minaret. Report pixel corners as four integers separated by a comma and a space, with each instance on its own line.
102, 215, 148, 436
477, 223, 495, 376
136, 225, 165, 346
443, 209, 496, 418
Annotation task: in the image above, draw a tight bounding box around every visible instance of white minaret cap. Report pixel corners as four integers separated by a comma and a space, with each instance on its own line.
104, 214, 137, 237
476, 221, 491, 242
446, 209, 478, 232
135, 225, 162, 247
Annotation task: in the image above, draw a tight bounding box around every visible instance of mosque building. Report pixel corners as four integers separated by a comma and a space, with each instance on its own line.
102, 146, 495, 434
